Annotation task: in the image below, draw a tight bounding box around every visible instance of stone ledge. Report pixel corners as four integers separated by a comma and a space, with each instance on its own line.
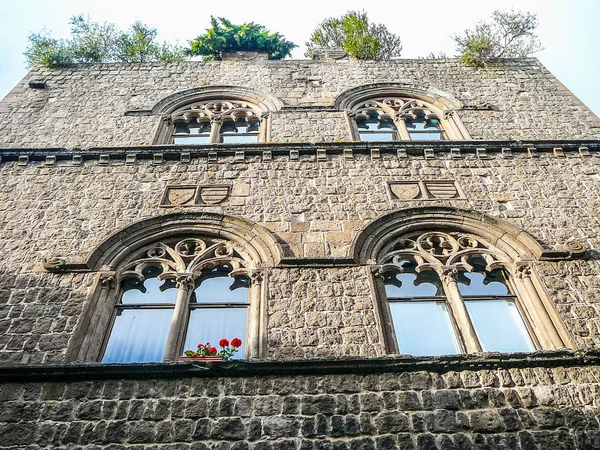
0, 350, 598, 382
0, 139, 598, 164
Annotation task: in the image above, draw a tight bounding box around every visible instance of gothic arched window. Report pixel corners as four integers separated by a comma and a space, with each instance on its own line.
348, 96, 469, 142
170, 100, 265, 144
376, 231, 562, 356
100, 237, 256, 363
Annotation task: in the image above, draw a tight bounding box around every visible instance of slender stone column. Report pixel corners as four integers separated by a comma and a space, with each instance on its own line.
513, 263, 564, 349
163, 274, 195, 362
247, 269, 264, 358
440, 266, 482, 353
395, 113, 411, 140
209, 117, 222, 143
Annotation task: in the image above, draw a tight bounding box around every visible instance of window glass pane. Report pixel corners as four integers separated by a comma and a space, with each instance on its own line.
465, 300, 535, 352
389, 301, 460, 356
173, 135, 210, 144
384, 260, 443, 297
405, 118, 427, 131
194, 266, 250, 303
184, 308, 247, 359
458, 270, 510, 296
102, 308, 174, 363
121, 271, 178, 304
174, 122, 191, 135
408, 132, 444, 141
221, 134, 259, 144
359, 132, 395, 142
426, 118, 442, 129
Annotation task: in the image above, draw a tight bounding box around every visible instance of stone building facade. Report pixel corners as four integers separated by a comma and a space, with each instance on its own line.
0, 57, 599, 449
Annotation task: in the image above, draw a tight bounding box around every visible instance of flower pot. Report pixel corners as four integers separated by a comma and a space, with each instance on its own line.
178, 356, 224, 362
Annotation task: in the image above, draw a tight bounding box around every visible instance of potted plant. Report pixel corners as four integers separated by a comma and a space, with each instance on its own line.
179, 338, 243, 362
187, 17, 296, 61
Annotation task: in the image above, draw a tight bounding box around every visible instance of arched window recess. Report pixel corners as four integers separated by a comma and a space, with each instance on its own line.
351, 97, 447, 141
170, 100, 266, 144
151, 86, 281, 145
372, 230, 572, 356
336, 84, 471, 142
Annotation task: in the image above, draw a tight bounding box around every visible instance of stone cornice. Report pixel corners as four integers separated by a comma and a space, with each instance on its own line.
0, 350, 598, 382
0, 140, 598, 164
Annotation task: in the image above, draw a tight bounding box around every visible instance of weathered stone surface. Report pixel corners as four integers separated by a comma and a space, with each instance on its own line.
0, 57, 599, 450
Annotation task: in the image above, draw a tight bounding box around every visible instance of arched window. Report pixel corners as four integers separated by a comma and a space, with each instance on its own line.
100, 238, 254, 363
151, 87, 280, 145
352, 97, 447, 142
336, 85, 471, 142
170, 100, 264, 144
371, 228, 572, 356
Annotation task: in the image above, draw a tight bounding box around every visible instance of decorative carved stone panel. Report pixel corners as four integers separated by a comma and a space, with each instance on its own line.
389, 182, 422, 200
161, 185, 197, 207
160, 184, 232, 207
388, 181, 464, 201
197, 185, 231, 205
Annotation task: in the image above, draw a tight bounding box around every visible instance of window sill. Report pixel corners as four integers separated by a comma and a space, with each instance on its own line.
0, 349, 596, 382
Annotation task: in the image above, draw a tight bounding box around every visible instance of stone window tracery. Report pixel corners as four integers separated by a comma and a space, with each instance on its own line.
100, 237, 257, 363
170, 100, 265, 144
348, 96, 470, 141
375, 231, 561, 356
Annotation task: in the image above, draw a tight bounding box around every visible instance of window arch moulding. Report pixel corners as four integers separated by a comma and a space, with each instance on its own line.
335, 83, 471, 142
52, 212, 283, 363
352, 207, 585, 356
151, 86, 283, 145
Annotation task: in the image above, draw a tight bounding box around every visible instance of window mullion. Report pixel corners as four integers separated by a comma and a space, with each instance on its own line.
439, 266, 483, 353
209, 117, 222, 144
163, 274, 195, 362
395, 116, 411, 140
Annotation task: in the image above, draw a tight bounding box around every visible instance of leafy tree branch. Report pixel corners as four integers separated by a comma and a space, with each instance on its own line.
305, 11, 402, 60
24, 15, 186, 68
453, 10, 542, 67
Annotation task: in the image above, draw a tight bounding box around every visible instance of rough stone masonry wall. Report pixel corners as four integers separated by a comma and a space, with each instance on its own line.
0, 150, 599, 364
1, 365, 600, 449
0, 59, 599, 148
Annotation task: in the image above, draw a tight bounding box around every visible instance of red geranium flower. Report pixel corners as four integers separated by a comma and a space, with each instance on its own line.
231, 338, 242, 348
197, 343, 204, 348
219, 338, 229, 347
209, 347, 217, 354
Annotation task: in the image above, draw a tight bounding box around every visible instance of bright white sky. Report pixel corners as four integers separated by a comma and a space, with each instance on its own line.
0, 0, 598, 116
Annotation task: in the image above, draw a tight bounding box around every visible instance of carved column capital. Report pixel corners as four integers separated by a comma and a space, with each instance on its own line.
210, 116, 223, 125
99, 274, 117, 289
370, 265, 384, 278
260, 111, 270, 120
440, 265, 458, 283
250, 269, 264, 284
176, 274, 195, 290
515, 262, 533, 279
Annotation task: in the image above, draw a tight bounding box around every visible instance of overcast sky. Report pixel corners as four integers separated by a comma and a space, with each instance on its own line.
0, 0, 598, 116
